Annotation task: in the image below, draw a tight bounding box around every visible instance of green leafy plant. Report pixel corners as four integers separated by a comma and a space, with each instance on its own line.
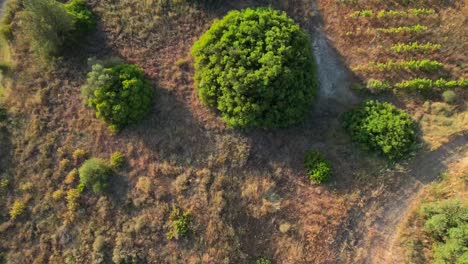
110, 151, 125, 169
166, 206, 192, 240
350, 8, 434, 19
391, 42, 441, 53
366, 79, 391, 91
64, 0, 96, 37
395, 78, 468, 91
81, 63, 154, 131
304, 150, 331, 184
344, 100, 417, 160
376, 24, 427, 34
420, 200, 467, 264
255, 257, 272, 264
192, 8, 318, 128
78, 158, 112, 194
353, 60, 444, 72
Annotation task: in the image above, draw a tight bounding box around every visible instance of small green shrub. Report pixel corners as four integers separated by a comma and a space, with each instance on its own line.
72, 148, 87, 163
64, 0, 96, 37
255, 257, 272, 264
78, 158, 112, 194
304, 150, 331, 184
110, 151, 125, 169
18, 0, 95, 59
10, 200, 26, 219
166, 206, 192, 240
19, 0, 75, 58
344, 100, 417, 160
81, 63, 154, 131
421, 200, 467, 264
192, 8, 318, 128
442, 90, 456, 104
0, 179, 9, 190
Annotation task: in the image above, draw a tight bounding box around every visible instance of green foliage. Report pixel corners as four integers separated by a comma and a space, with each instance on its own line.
166, 206, 191, 240
255, 257, 272, 264
304, 150, 331, 184
192, 8, 318, 128
376, 24, 427, 34
10, 200, 26, 219
421, 200, 468, 264
78, 158, 112, 194
18, 0, 95, 59
366, 79, 390, 91
442, 90, 457, 104
344, 100, 417, 160
391, 42, 441, 53
350, 8, 434, 19
64, 0, 96, 37
82, 64, 154, 131
19, 0, 75, 58
110, 151, 125, 169
0, 179, 9, 190
395, 78, 468, 91
353, 60, 444, 72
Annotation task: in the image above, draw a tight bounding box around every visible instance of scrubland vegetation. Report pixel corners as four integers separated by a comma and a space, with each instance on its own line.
0, 0, 465, 263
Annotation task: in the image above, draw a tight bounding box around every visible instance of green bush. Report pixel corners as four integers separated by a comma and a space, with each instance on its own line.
255, 257, 272, 264
304, 150, 331, 184
78, 158, 112, 194
110, 151, 125, 169
166, 206, 191, 240
421, 200, 468, 264
344, 100, 417, 160
64, 0, 96, 37
19, 0, 75, 58
81, 64, 154, 131
19, 0, 95, 59
192, 8, 318, 128
442, 90, 457, 104
18, 0, 96, 59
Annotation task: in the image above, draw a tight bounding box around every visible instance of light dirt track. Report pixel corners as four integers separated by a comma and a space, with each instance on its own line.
332, 132, 467, 264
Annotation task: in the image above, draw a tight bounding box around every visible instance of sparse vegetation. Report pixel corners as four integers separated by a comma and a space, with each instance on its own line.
353, 59, 444, 72
391, 42, 441, 53
78, 158, 112, 194
349, 8, 435, 19
81, 63, 154, 131
10, 200, 26, 219
304, 150, 332, 184
192, 8, 318, 128
344, 100, 417, 160
110, 151, 125, 169
376, 24, 427, 34
166, 206, 192, 240
395, 78, 468, 91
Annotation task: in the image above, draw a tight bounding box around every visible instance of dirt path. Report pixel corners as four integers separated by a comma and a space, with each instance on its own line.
332, 132, 468, 263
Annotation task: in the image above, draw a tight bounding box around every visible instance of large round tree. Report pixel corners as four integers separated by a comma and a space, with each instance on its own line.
192, 8, 318, 128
